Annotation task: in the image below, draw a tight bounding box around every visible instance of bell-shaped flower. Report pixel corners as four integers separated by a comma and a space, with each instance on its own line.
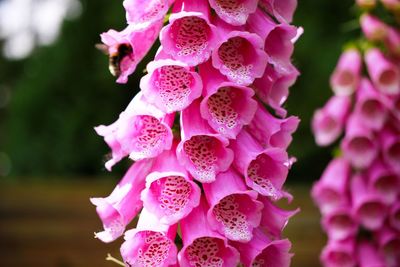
330, 49, 362, 96
385, 26, 400, 56
354, 78, 390, 130
140, 57, 203, 113
375, 225, 400, 267
253, 64, 299, 117
141, 144, 201, 225
123, 0, 172, 30
199, 61, 257, 139
379, 127, 400, 173
160, 0, 219, 66
360, 14, 388, 42
365, 48, 400, 95
231, 129, 289, 200
247, 103, 299, 149
312, 95, 352, 146
367, 159, 399, 205
357, 240, 386, 267
208, 0, 258, 26
90, 159, 153, 243
258, 196, 300, 238
311, 157, 351, 214
211, 19, 268, 86
95, 93, 174, 170
100, 21, 163, 84
320, 238, 356, 267
258, 0, 297, 23
232, 228, 293, 267
322, 205, 358, 241
178, 197, 240, 267
389, 202, 400, 231
351, 174, 388, 231
120, 208, 178, 267
177, 99, 234, 183
341, 113, 378, 169
203, 169, 263, 242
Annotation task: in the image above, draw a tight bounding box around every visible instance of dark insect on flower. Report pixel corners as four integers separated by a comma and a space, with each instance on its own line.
96, 43, 133, 78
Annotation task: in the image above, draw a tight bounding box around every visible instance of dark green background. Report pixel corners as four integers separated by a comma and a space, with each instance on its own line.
0, 0, 359, 182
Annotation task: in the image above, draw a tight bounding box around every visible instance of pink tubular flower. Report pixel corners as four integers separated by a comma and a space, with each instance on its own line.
247, 103, 299, 149
159, 0, 219, 66
90, 159, 153, 243
95, 93, 174, 170
232, 228, 293, 267
208, 0, 258, 26
379, 127, 400, 172
365, 48, 400, 95
360, 14, 388, 42
311, 157, 351, 214
258, 0, 298, 23
120, 208, 178, 267
354, 78, 390, 130
330, 49, 362, 96
357, 240, 386, 267
258, 196, 300, 238
123, 0, 172, 30
322, 205, 358, 241
203, 169, 263, 242
368, 159, 399, 205
177, 99, 234, 183
211, 21, 268, 86
199, 62, 257, 139
389, 202, 400, 231
375, 225, 400, 267
100, 21, 163, 84
351, 174, 387, 231
385, 26, 400, 56
178, 197, 240, 267
231, 129, 289, 200
312, 95, 352, 146
141, 145, 201, 225
140, 58, 203, 113
341, 113, 378, 169
320, 238, 356, 267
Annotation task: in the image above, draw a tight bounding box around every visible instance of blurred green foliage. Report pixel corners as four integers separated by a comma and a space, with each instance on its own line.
1, 0, 358, 181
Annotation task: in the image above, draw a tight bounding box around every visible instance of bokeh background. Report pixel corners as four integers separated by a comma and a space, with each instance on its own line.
0, 0, 360, 266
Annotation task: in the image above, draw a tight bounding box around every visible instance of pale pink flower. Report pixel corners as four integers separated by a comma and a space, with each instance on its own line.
203, 169, 263, 242
90, 159, 153, 243
208, 0, 258, 26
258, 0, 298, 23
320, 238, 356, 267
322, 205, 358, 241
360, 14, 388, 42
123, 0, 172, 30
385, 26, 400, 56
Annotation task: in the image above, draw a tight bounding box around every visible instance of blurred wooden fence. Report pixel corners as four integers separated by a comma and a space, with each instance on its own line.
0, 180, 325, 267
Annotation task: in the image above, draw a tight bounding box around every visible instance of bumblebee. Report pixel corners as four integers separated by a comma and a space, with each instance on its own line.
96, 43, 133, 78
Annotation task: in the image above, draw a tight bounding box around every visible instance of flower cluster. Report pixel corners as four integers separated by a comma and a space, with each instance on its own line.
311, 2, 400, 267
91, 0, 301, 266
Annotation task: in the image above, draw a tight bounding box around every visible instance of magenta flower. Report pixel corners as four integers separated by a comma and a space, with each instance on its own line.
330, 49, 362, 96
95, 93, 174, 170
360, 14, 388, 42
376, 225, 400, 266
320, 238, 356, 267
312, 95, 351, 146
140, 58, 203, 113
120, 208, 178, 266
123, 0, 172, 29
208, 0, 258, 26
203, 169, 263, 242
258, 0, 298, 23
177, 99, 234, 183
379, 127, 400, 172
321, 206, 358, 241
160, 0, 219, 66
385, 26, 400, 56
389, 202, 400, 231
368, 160, 399, 205
90, 159, 153, 243
357, 240, 386, 267
178, 197, 240, 267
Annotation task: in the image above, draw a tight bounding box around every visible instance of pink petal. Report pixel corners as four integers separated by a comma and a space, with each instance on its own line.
375, 225, 400, 267
389, 202, 400, 231
123, 0, 171, 29
322, 205, 358, 241
320, 238, 356, 267
259, 0, 298, 23
379, 126, 400, 173
357, 240, 386, 267
208, 0, 258, 26
360, 14, 388, 42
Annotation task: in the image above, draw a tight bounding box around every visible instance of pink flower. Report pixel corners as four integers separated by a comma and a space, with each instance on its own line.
312, 95, 351, 147
211, 20, 268, 86
120, 208, 178, 266
247, 103, 299, 149
357, 240, 386, 267
341, 113, 378, 169
389, 202, 400, 231
123, 0, 172, 30
375, 225, 400, 267
199, 61, 257, 139
141, 144, 201, 225
258, 0, 298, 23
365, 48, 400, 95
351, 174, 387, 231
320, 238, 356, 267
360, 14, 388, 42
232, 228, 293, 267
322, 205, 358, 241
231, 129, 289, 200
330, 49, 362, 96
177, 99, 234, 183
90, 159, 153, 243
95, 93, 174, 170
178, 197, 240, 267
208, 0, 258, 26
379, 127, 400, 173
385, 26, 400, 56
367, 159, 399, 205
100, 22, 163, 84
159, 0, 219, 66
203, 169, 263, 242
140, 57, 203, 113
311, 157, 351, 214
